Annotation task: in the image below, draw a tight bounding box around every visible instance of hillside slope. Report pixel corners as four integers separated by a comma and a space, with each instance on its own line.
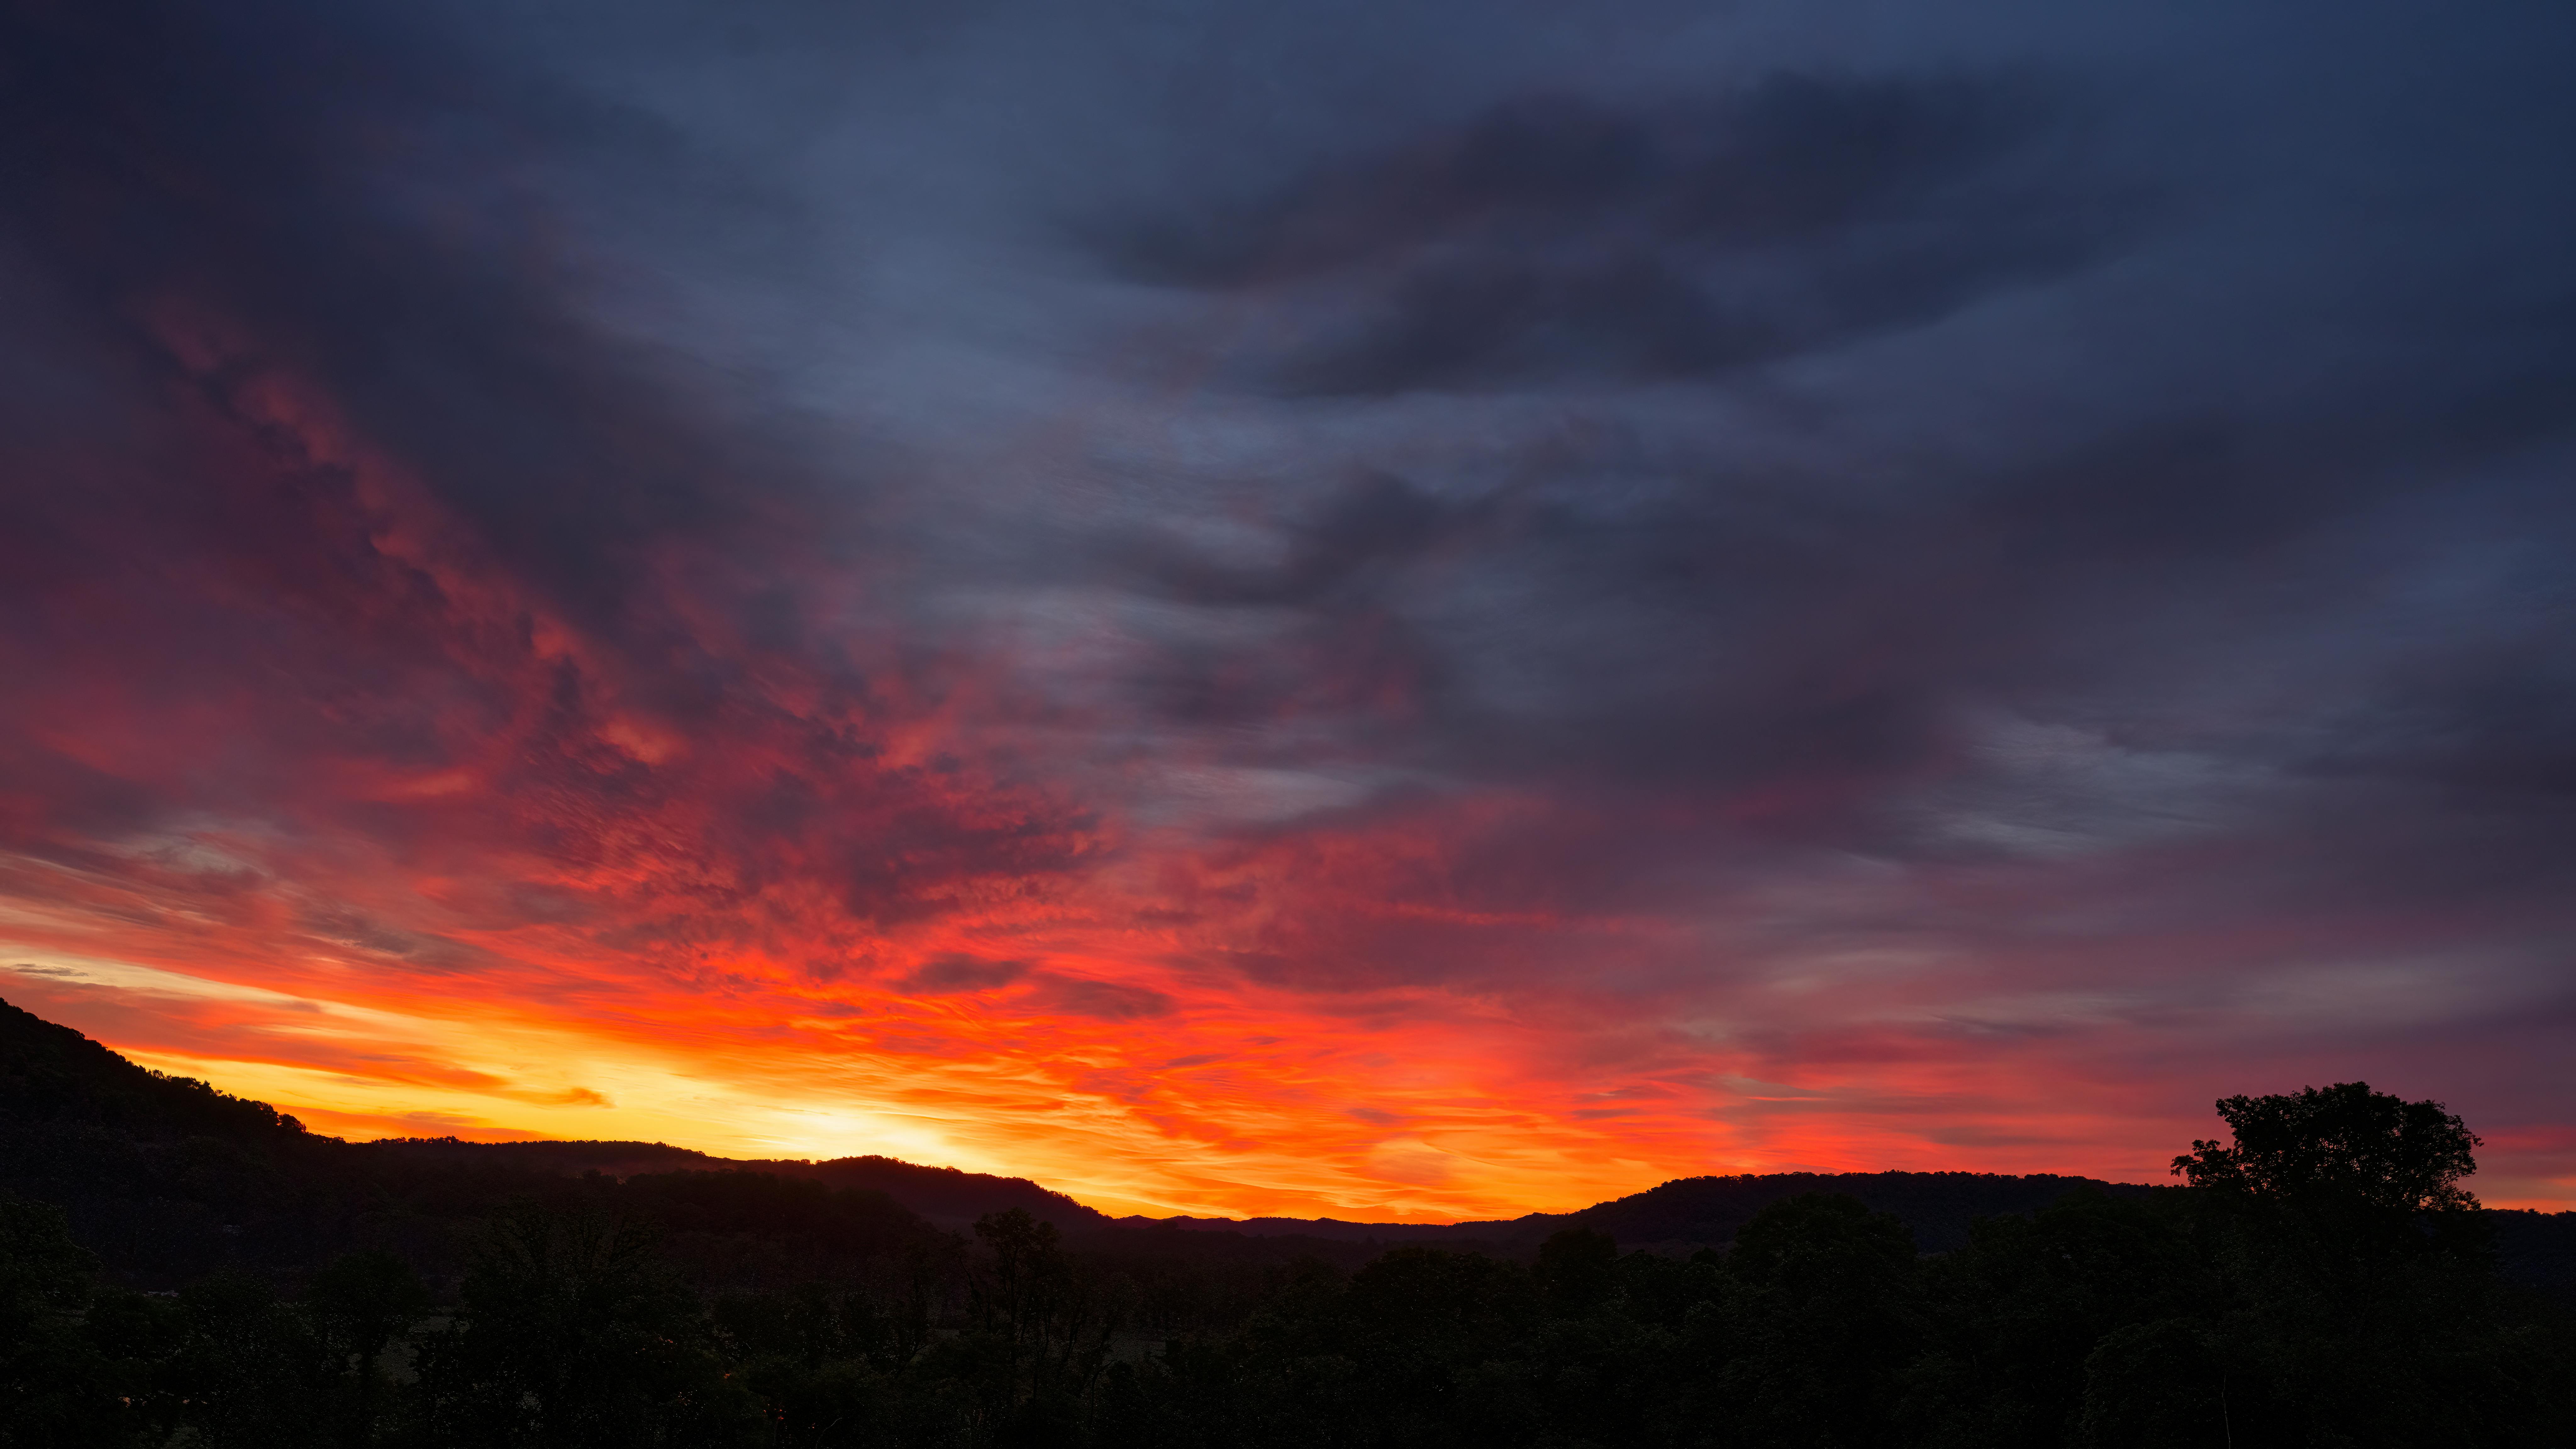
7, 995, 2568, 1298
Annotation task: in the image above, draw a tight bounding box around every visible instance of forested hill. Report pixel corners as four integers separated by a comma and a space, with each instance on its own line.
0, 992, 313, 1143
347, 1139, 1111, 1233
1496, 1169, 2158, 1254
1136, 1171, 2157, 1255
0, 995, 2148, 1270
8, 995, 2576, 1446
4, 994, 2571, 1297
305, 1139, 2151, 1253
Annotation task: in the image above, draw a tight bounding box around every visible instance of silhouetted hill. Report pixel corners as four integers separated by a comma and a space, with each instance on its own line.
2491, 1208, 2576, 1304
1511, 1169, 2162, 1254
6, 995, 2572, 1301
1127, 1172, 2154, 1256
355, 1136, 733, 1178
1128, 1214, 1484, 1243
797, 1154, 1114, 1230
0, 994, 310, 1142
0, 997, 952, 1290
2, 996, 341, 1282
342, 1138, 1116, 1233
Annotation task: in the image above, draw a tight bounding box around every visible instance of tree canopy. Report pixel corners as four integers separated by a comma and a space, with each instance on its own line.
2, 1080, 2570, 1447
2170, 1081, 2483, 1216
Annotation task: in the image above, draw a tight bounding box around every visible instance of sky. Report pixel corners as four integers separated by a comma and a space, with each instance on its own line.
2, 0, 2573, 1219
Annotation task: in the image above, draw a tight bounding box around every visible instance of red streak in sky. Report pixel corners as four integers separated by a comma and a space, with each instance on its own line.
2, 273, 2568, 1220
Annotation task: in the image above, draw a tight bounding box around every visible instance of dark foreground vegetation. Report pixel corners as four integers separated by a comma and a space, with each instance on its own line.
4, 998, 2572, 1447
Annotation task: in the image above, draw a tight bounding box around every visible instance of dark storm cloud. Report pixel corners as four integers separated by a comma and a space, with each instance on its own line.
10, 0, 2571, 900
0, 0, 1102, 955
0, 0, 802, 651
1051, 4, 2576, 865
1127, 473, 1458, 610
895, 4, 2576, 1161
1098, 72, 2125, 395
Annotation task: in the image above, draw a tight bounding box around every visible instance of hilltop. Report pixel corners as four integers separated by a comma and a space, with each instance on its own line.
5, 995, 2568, 1300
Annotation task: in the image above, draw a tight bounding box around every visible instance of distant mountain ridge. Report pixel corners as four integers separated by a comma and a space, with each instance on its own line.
7, 994, 2569, 1297
350, 1140, 2152, 1254
349, 1137, 1115, 1231
1129, 1170, 2158, 1255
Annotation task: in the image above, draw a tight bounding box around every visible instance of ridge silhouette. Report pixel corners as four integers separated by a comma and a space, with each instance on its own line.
5, 994, 2573, 1446
7, 994, 2570, 1294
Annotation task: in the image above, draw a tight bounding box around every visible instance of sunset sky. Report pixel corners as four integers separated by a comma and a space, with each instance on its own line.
3, 0, 2572, 1219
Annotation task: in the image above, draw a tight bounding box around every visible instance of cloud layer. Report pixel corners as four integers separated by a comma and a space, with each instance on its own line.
2, 0, 2572, 1214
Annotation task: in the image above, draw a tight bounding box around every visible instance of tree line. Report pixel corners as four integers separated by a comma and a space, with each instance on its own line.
4, 1080, 2570, 1447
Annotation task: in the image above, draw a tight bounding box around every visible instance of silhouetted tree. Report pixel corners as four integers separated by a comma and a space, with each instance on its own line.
0, 1191, 153, 1448
162, 1268, 336, 1448
307, 1248, 428, 1447
2075, 1317, 2234, 1448
416, 1197, 755, 1448
12, 1037, 2576, 1449
1339, 1246, 1540, 1447
2116, 1082, 2571, 1447
958, 1208, 1123, 1447
2173, 1081, 2485, 1267
1698, 1193, 1921, 1449
1904, 1186, 2199, 1448
1535, 1227, 1618, 1317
